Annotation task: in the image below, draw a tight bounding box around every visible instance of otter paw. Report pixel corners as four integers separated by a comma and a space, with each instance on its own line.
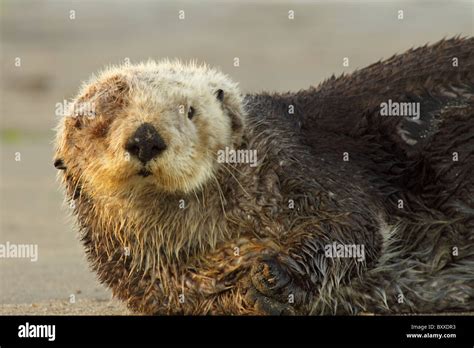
247, 256, 306, 315
246, 286, 296, 315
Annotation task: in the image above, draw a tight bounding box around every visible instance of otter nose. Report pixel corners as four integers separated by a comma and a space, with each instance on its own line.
125, 123, 167, 164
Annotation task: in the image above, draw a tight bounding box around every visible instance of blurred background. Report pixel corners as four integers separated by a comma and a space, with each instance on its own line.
0, 0, 472, 314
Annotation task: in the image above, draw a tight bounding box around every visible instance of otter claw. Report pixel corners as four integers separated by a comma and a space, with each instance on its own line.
251, 257, 291, 300
248, 256, 305, 315
246, 286, 295, 315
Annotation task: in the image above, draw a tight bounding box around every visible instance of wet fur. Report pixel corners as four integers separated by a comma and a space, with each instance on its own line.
55, 38, 473, 315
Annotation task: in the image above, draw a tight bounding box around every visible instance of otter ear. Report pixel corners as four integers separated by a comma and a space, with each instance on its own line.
215, 89, 224, 102
54, 158, 67, 170
215, 87, 245, 146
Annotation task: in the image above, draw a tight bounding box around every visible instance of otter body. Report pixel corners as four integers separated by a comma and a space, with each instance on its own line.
55, 38, 474, 315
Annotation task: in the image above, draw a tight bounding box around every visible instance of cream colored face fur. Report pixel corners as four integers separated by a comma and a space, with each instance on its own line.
55, 61, 245, 197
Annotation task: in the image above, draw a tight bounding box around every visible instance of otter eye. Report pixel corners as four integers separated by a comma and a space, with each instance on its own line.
188, 106, 195, 120
216, 89, 224, 102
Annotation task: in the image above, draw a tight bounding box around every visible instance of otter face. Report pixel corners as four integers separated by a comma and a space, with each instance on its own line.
54, 61, 245, 197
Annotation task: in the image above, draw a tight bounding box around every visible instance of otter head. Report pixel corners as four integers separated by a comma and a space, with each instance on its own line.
54, 61, 246, 198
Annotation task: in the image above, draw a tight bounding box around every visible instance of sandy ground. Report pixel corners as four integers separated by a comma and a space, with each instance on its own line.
0, 299, 130, 315
0, 0, 473, 315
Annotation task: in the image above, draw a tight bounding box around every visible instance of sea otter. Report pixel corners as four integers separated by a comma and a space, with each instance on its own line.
54, 37, 473, 315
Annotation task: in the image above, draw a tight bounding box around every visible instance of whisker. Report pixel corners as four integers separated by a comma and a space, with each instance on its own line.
211, 173, 227, 218
221, 163, 251, 198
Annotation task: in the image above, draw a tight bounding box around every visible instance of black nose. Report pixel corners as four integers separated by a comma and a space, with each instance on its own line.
125, 123, 167, 164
